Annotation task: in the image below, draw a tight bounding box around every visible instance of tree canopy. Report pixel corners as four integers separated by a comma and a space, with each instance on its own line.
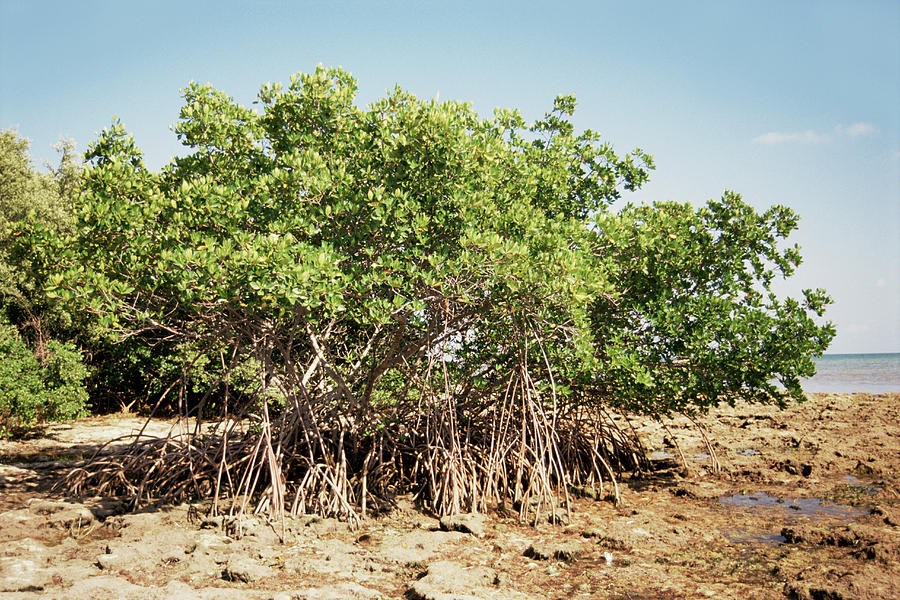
588, 195, 834, 416
50, 66, 833, 519
0, 131, 89, 434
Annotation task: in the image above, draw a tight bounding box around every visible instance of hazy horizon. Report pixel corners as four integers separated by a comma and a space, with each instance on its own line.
805, 351, 900, 393
821, 351, 900, 357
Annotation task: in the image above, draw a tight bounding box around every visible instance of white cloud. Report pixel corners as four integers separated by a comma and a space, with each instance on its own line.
753, 121, 880, 145
876, 278, 887, 288
753, 130, 830, 144
836, 122, 879, 137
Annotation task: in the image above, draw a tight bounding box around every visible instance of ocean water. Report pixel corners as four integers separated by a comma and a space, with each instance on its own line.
802, 353, 900, 393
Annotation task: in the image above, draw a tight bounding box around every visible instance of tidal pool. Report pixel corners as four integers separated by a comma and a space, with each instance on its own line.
842, 474, 883, 495
719, 491, 867, 520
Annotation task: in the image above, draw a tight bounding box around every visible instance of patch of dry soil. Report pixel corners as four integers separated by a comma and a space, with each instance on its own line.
0, 394, 897, 599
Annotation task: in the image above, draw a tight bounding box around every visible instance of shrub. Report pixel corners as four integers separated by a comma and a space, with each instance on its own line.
55, 67, 832, 519
0, 313, 88, 436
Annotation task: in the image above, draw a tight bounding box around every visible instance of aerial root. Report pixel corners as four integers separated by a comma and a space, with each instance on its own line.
56, 386, 644, 523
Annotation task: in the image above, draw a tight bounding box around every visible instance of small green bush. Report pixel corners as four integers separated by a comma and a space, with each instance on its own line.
0, 315, 88, 436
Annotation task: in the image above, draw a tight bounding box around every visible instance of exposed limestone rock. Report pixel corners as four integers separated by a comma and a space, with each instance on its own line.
221, 557, 276, 583
523, 539, 584, 562
438, 513, 486, 536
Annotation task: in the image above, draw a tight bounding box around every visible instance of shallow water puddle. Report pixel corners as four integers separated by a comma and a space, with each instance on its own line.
842, 474, 883, 495
719, 491, 867, 520
649, 450, 675, 460
723, 529, 787, 544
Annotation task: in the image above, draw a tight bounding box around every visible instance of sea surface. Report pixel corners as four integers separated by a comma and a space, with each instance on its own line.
802, 352, 900, 393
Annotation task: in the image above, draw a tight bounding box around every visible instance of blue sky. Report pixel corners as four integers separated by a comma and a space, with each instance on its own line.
2, 0, 898, 353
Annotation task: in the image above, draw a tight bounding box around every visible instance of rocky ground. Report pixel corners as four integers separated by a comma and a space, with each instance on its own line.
0, 393, 897, 599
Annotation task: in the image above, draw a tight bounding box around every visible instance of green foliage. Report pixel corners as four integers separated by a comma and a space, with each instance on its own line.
0, 131, 90, 432
0, 129, 225, 416
0, 130, 80, 344
0, 312, 88, 436
588, 193, 835, 415
58, 66, 654, 416
85, 337, 257, 415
